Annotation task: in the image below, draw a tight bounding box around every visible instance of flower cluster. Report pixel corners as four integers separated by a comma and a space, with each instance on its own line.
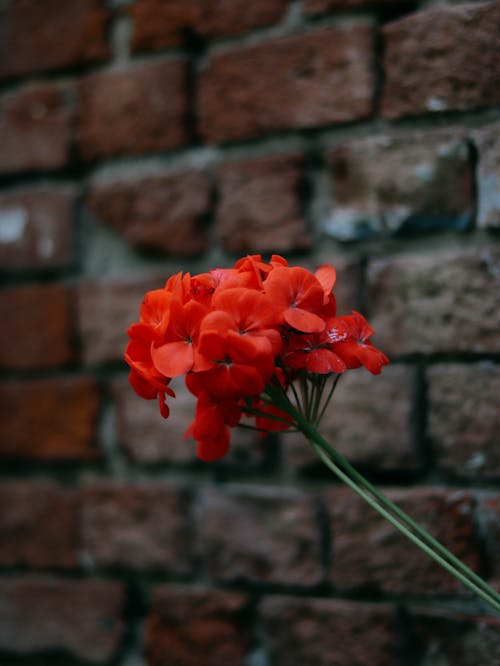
125, 255, 388, 461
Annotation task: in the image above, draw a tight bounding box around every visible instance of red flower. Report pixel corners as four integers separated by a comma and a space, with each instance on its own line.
328, 311, 389, 375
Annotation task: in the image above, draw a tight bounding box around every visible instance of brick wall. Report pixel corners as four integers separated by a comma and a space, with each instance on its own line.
0, 0, 499, 664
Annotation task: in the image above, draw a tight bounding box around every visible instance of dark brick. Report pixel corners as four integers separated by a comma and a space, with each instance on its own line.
473, 121, 500, 229
477, 495, 500, 582
382, 2, 500, 118
306, 0, 414, 12
198, 27, 374, 142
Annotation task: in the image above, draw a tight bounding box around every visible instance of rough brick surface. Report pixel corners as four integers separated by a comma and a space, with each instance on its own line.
216, 154, 310, 254
0, 188, 74, 271
198, 27, 374, 142
0, 84, 70, 174
382, 2, 500, 118
0, 283, 73, 369
327, 487, 478, 595
477, 495, 500, 581
196, 486, 322, 585
0, 377, 100, 460
0, 482, 77, 569
428, 364, 500, 479
76, 60, 189, 160
261, 597, 397, 666
88, 171, 211, 257
0, 577, 124, 662
325, 130, 473, 241
146, 585, 251, 666
0, 0, 110, 81
367, 248, 500, 356
131, 0, 288, 51
473, 121, 500, 229
81, 483, 192, 572
306, 0, 413, 11
285, 365, 418, 474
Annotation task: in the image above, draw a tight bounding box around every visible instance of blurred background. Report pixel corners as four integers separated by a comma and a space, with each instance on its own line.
0, 0, 499, 664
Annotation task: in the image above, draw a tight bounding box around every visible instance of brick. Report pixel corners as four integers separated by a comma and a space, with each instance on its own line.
0, 376, 100, 460
366, 248, 500, 356
87, 171, 211, 257
477, 495, 500, 581
198, 27, 374, 142
325, 130, 473, 241
0, 188, 75, 271
81, 482, 192, 572
0, 482, 77, 569
326, 487, 478, 595
261, 597, 397, 666
0, 0, 110, 81
77, 272, 166, 365
382, 2, 500, 118
0, 283, 73, 370
406, 608, 500, 666
196, 486, 322, 585
306, 0, 413, 12
146, 585, 251, 666
76, 59, 189, 161
0, 576, 124, 662
473, 121, 500, 229
216, 154, 310, 254
0, 84, 70, 173
428, 364, 500, 479
130, 0, 288, 51
285, 365, 418, 475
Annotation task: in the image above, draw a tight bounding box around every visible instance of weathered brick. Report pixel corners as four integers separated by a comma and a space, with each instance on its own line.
81, 483, 192, 572
261, 597, 398, 666
325, 130, 473, 241
284, 365, 418, 474
382, 2, 500, 118
87, 171, 211, 257
130, 0, 288, 51
216, 154, 310, 254
0, 0, 110, 81
477, 495, 500, 581
0, 188, 75, 271
198, 27, 374, 142
366, 248, 500, 356
0, 577, 124, 662
146, 585, 251, 666
326, 487, 478, 595
76, 59, 189, 160
0, 83, 70, 173
305, 0, 413, 12
428, 364, 500, 479
0, 482, 78, 569
0, 376, 100, 460
473, 121, 500, 229
196, 486, 322, 585
406, 608, 500, 666
0, 283, 73, 370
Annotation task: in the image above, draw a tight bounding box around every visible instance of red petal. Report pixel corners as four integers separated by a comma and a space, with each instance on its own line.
306, 349, 346, 374
285, 308, 325, 333
315, 265, 336, 303
196, 432, 230, 461
151, 341, 193, 377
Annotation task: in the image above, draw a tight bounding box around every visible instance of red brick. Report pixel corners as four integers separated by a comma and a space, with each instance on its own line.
326, 487, 478, 595
0, 376, 100, 460
0, 188, 74, 271
477, 495, 500, 581
366, 248, 500, 356
198, 27, 374, 142
0, 0, 110, 81
0, 283, 73, 370
284, 364, 418, 474
76, 59, 189, 160
0, 576, 124, 662
428, 364, 500, 479
473, 121, 500, 229
146, 585, 251, 666
0, 482, 77, 569
0, 83, 71, 173
196, 486, 322, 585
306, 0, 413, 11
382, 2, 500, 118
81, 482, 192, 572
130, 0, 288, 51
216, 154, 310, 254
325, 130, 473, 240
87, 171, 211, 257
261, 597, 397, 666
